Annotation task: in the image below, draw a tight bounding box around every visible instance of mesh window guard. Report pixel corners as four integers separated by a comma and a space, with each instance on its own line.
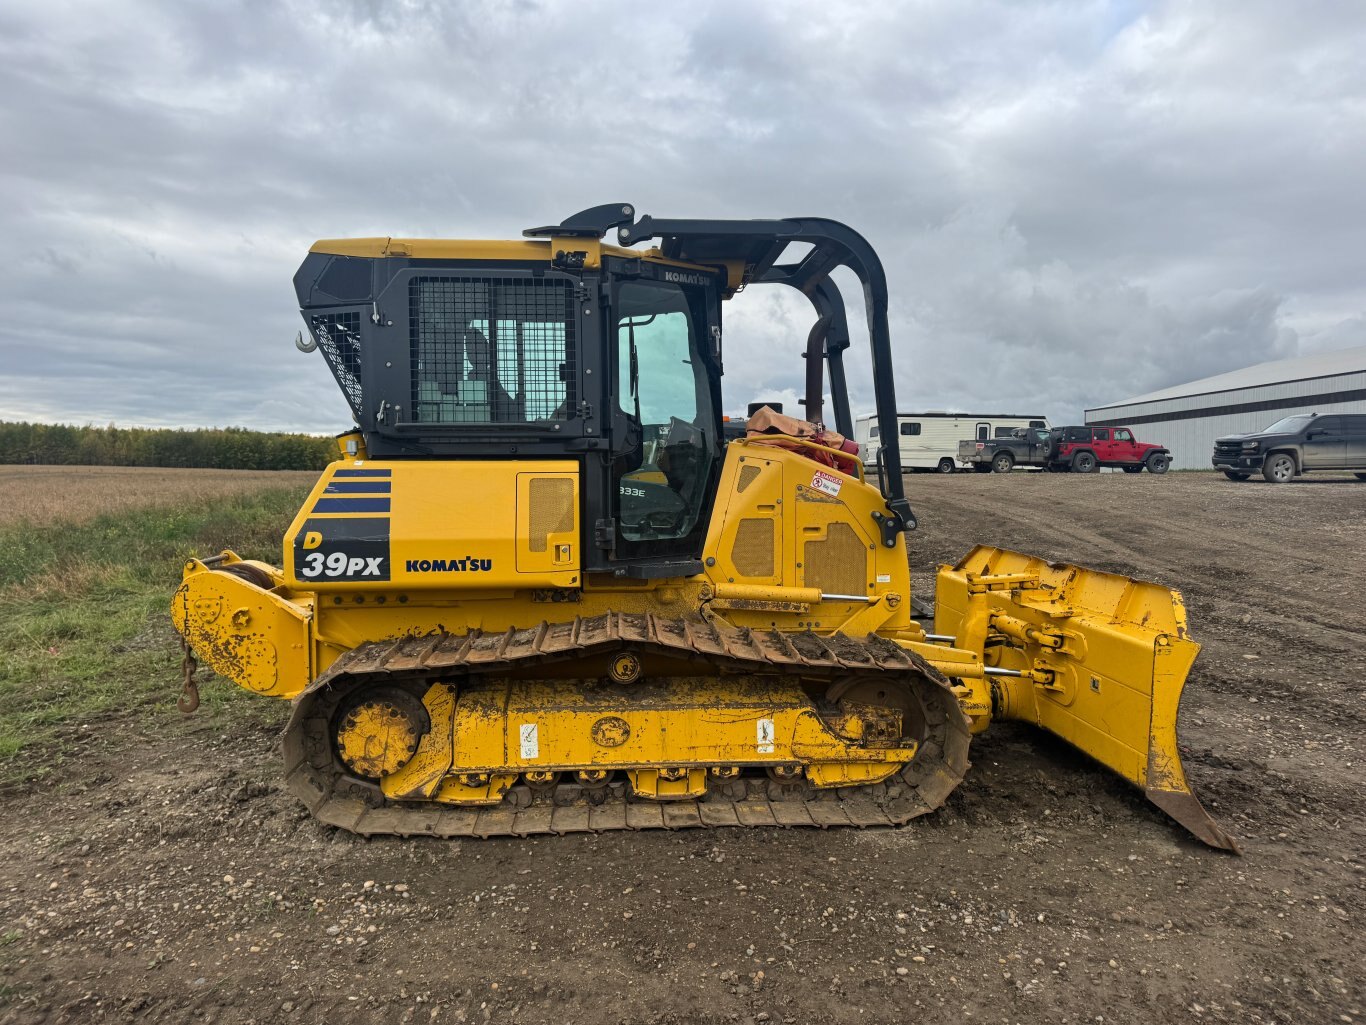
310, 311, 364, 417
410, 276, 577, 424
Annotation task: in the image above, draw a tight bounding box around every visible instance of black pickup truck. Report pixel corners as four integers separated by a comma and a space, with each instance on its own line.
1213, 412, 1366, 483
958, 427, 1053, 473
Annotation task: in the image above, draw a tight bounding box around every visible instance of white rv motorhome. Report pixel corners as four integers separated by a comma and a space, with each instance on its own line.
855, 412, 1050, 473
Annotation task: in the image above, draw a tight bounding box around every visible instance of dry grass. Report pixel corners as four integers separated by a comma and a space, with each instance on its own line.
0, 465, 320, 527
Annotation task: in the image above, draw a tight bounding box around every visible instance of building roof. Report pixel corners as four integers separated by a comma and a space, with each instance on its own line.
1089, 344, 1366, 412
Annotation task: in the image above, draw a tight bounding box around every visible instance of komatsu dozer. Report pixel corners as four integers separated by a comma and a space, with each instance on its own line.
172, 204, 1238, 850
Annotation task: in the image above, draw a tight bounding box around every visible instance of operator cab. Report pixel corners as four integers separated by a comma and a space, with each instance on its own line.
294, 203, 914, 579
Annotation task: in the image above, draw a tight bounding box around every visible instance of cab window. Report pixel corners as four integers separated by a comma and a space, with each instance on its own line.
1092, 428, 1111, 442
613, 280, 717, 546
869, 425, 880, 439
410, 277, 575, 424
1114, 429, 1133, 442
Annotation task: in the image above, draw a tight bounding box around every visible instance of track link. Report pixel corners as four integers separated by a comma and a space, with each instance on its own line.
282, 613, 972, 838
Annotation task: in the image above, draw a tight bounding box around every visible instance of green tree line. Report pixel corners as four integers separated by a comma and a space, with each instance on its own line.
0, 421, 335, 470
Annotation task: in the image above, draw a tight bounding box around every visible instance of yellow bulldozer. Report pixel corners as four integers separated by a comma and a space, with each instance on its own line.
172, 204, 1237, 850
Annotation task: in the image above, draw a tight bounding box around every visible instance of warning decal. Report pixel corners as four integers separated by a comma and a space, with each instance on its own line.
810, 470, 843, 498
757, 717, 775, 755
519, 723, 539, 759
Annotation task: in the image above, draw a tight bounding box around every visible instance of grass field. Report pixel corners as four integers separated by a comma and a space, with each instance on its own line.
0, 465, 318, 527
0, 467, 314, 778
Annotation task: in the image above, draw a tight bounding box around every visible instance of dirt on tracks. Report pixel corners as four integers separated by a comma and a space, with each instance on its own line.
1, 471, 1362, 1025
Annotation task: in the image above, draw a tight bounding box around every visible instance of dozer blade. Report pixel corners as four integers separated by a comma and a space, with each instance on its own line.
935, 545, 1239, 853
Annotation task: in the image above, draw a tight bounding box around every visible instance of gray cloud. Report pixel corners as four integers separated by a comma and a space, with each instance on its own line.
1, 0, 1363, 433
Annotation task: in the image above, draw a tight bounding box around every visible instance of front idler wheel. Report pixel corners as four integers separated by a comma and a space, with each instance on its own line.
826, 675, 929, 744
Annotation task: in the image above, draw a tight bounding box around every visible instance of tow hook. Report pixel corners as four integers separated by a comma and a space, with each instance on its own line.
177, 637, 201, 714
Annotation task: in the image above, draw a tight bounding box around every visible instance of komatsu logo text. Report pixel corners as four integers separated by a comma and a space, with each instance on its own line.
663, 271, 709, 287
406, 557, 493, 573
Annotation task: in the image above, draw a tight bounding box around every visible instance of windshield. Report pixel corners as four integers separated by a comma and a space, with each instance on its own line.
1262, 414, 1313, 433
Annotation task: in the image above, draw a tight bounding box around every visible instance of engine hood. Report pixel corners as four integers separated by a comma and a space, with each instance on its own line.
1215, 430, 1293, 444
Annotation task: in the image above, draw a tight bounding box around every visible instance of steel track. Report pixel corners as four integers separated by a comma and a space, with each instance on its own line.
281, 613, 972, 838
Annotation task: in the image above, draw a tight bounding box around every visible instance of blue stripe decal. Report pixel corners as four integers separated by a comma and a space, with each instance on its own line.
333, 468, 393, 477
312, 498, 392, 513
324, 481, 393, 494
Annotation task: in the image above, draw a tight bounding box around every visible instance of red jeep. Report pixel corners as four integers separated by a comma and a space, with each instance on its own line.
1051, 426, 1172, 474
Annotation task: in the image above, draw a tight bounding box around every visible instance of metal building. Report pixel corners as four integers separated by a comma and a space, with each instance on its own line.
1085, 345, 1366, 470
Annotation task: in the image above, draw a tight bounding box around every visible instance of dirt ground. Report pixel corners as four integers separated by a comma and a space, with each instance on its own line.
1, 471, 1363, 1025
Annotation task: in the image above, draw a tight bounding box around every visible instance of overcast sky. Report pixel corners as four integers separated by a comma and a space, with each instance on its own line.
2, 0, 1363, 433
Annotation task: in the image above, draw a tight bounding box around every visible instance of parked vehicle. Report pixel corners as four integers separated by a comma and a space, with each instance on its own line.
1212, 412, 1366, 483
958, 427, 1054, 472
856, 412, 1049, 473
722, 416, 747, 442
1054, 426, 1172, 473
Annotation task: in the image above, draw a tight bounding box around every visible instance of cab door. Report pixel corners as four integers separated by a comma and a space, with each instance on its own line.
1031, 428, 1052, 460
1111, 428, 1141, 464
607, 271, 723, 568
1302, 416, 1344, 469
1344, 415, 1366, 468
1090, 428, 1113, 462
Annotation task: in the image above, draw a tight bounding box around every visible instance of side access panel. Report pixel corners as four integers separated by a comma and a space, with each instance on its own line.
283, 459, 580, 591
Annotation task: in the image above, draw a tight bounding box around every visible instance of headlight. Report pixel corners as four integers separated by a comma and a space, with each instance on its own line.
1241, 441, 1260, 451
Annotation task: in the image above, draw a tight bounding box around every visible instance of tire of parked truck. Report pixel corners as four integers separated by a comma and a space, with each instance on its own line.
1356, 472, 1366, 481
1072, 451, 1099, 473
1261, 452, 1296, 484
1145, 453, 1170, 474
1223, 470, 1251, 481
937, 458, 956, 474
991, 452, 1014, 473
